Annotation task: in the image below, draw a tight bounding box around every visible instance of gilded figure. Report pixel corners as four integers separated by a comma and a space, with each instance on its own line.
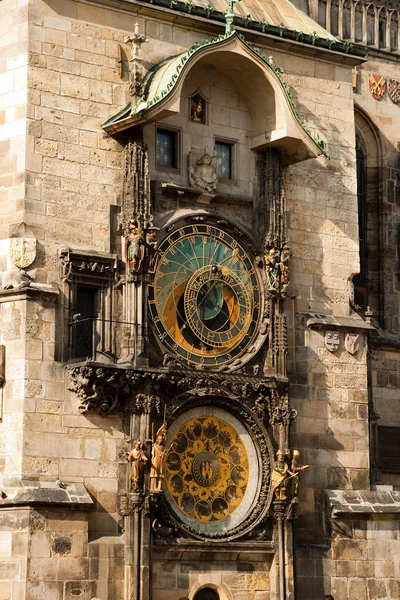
127, 440, 148, 491
150, 424, 167, 493
271, 450, 290, 500
126, 221, 144, 273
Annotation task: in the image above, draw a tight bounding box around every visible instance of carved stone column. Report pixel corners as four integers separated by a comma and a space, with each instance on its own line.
118, 138, 158, 366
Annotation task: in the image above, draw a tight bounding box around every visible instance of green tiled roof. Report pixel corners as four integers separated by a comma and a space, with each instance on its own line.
103, 31, 328, 157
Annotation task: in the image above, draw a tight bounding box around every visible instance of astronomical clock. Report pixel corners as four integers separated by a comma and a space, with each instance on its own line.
143, 213, 284, 542
148, 219, 262, 371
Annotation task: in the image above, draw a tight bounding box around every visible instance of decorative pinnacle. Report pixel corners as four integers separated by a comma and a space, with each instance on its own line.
124, 23, 149, 61
225, 0, 240, 35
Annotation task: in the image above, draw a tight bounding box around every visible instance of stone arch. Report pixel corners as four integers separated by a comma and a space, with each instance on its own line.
390, 10, 398, 50
353, 107, 382, 318
189, 582, 232, 600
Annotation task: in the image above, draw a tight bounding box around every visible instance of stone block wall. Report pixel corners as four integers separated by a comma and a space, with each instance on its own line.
296, 517, 400, 600
152, 553, 276, 600
0, 0, 29, 239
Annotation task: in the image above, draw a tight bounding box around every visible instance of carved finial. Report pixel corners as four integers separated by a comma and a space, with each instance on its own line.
225, 0, 240, 35
124, 23, 149, 100
364, 305, 373, 325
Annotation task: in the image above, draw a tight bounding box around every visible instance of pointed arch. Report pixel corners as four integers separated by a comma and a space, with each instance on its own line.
353, 106, 382, 317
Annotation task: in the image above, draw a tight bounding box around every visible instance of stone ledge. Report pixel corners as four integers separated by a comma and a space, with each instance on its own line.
0, 283, 59, 304
0, 483, 93, 508
325, 489, 400, 518
303, 312, 375, 331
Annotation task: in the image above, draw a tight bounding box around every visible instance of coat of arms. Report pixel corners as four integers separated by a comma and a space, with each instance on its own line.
325, 330, 340, 352
10, 238, 36, 269
368, 75, 386, 100
387, 78, 400, 104
345, 333, 360, 355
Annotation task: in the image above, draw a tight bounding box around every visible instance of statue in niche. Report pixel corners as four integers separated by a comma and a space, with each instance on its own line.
126, 221, 144, 273
190, 93, 206, 123
289, 450, 309, 501
265, 248, 280, 293
127, 440, 148, 491
189, 152, 219, 193
271, 450, 290, 500
279, 244, 291, 296
150, 423, 167, 493
144, 228, 158, 273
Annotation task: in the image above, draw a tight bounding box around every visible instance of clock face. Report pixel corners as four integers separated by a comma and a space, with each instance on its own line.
163, 407, 260, 537
148, 222, 261, 368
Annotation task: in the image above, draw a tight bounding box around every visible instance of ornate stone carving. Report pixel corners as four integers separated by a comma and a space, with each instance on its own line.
124, 23, 149, 101
68, 365, 294, 425
120, 141, 152, 234
10, 238, 36, 269
189, 152, 219, 192
156, 395, 273, 541
58, 247, 117, 283
325, 330, 340, 352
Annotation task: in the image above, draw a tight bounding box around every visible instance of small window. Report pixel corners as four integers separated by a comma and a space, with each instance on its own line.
156, 128, 179, 169
190, 92, 206, 124
378, 426, 400, 473
215, 141, 234, 180
73, 286, 98, 360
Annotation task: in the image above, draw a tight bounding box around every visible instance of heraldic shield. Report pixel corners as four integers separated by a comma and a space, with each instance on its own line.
368, 74, 386, 100
10, 238, 36, 269
388, 78, 400, 104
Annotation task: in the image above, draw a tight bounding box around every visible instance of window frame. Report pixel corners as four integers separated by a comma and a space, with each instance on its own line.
155, 125, 181, 173
214, 137, 237, 183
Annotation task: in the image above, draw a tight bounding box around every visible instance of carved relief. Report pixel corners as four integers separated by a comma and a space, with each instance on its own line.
10, 238, 36, 269
189, 152, 219, 192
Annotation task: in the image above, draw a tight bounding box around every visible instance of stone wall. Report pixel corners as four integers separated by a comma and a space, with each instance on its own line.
0, 0, 29, 239
153, 553, 276, 600
296, 515, 400, 600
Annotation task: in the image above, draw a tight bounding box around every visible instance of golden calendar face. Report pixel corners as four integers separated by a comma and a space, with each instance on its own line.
165, 415, 249, 524
148, 222, 261, 368
163, 408, 260, 536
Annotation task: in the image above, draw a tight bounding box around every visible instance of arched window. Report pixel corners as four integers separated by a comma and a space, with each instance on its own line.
353, 136, 367, 304
318, 0, 327, 28
330, 0, 339, 36
367, 5, 375, 45
343, 0, 352, 38
379, 8, 387, 48
193, 588, 220, 600
390, 11, 398, 50
355, 2, 363, 41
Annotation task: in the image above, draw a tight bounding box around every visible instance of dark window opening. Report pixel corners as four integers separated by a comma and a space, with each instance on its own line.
353, 138, 367, 310
343, 1, 351, 38
330, 0, 339, 36
318, 0, 327, 28
193, 589, 220, 600
378, 426, 400, 473
379, 10, 387, 48
355, 4, 363, 42
156, 128, 178, 169
390, 13, 398, 50
73, 286, 98, 360
215, 141, 233, 179
367, 7, 375, 45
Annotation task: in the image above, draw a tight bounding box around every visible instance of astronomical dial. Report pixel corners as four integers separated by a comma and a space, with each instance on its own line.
148, 222, 261, 368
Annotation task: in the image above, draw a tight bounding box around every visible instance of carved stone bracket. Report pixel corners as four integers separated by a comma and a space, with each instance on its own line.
68, 364, 292, 420
58, 247, 117, 284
